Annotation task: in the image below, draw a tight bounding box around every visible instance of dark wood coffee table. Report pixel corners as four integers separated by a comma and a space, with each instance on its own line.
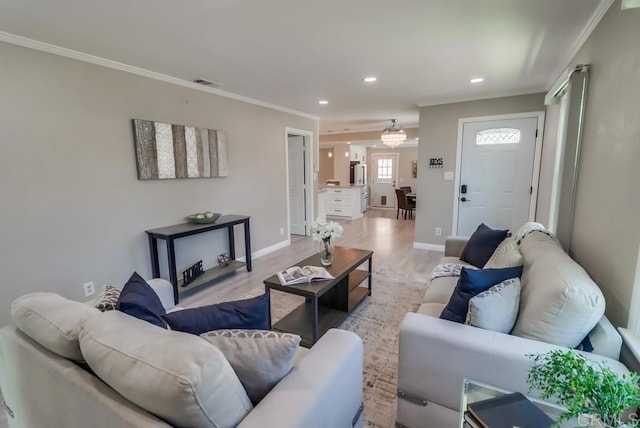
263, 246, 373, 347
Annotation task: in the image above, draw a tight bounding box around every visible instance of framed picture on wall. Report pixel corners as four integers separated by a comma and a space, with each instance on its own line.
132, 119, 229, 180
412, 160, 417, 178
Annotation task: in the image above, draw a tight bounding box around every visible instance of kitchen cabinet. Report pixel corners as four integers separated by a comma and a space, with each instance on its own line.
325, 187, 363, 220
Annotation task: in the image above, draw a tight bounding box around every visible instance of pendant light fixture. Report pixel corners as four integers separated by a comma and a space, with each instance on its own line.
381, 119, 406, 148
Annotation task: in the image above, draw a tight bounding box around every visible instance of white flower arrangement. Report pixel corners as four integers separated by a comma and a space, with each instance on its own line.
310, 219, 343, 244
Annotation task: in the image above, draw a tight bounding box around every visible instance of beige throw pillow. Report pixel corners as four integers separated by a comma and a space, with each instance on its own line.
93, 284, 121, 312
201, 329, 301, 404
11, 293, 99, 361
484, 237, 523, 269
465, 278, 521, 333
79, 311, 252, 428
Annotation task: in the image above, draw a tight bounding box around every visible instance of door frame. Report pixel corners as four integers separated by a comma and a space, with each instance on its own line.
285, 127, 314, 237
371, 152, 400, 208
451, 111, 545, 235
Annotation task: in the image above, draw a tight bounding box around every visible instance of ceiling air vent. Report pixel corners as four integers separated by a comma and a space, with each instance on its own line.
192, 78, 224, 88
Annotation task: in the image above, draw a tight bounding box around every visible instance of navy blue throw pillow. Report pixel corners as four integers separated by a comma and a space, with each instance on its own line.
460, 223, 509, 268
163, 293, 269, 335
440, 266, 523, 324
116, 272, 167, 329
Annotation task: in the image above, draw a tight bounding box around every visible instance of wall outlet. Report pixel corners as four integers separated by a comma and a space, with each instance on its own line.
435, 227, 442, 236
279, 227, 284, 236
83, 281, 96, 297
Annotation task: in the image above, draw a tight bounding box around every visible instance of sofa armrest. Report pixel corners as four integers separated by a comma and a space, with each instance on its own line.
398, 313, 628, 414
587, 315, 622, 360
444, 236, 468, 257
146, 278, 175, 311
239, 329, 363, 428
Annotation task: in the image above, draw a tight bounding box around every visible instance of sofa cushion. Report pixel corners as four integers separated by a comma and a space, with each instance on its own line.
417, 302, 447, 317
438, 256, 476, 267
511, 232, 605, 348
200, 329, 301, 404
484, 237, 523, 269
440, 266, 523, 323
460, 223, 509, 268
11, 293, 99, 361
465, 278, 521, 333
163, 294, 269, 335
116, 272, 167, 329
423, 276, 458, 304
79, 311, 252, 428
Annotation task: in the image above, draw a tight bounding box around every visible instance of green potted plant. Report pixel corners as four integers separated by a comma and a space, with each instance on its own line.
527, 350, 640, 427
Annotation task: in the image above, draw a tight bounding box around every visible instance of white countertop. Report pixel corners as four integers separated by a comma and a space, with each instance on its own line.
324, 185, 364, 189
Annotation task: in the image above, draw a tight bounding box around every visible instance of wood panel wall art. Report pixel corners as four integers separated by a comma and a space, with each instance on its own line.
132, 119, 229, 180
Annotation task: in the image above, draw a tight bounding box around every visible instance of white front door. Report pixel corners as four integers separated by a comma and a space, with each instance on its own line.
457, 117, 538, 236
288, 135, 306, 235
371, 153, 399, 208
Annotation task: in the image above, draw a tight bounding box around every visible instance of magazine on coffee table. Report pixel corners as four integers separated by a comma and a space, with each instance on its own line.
277, 265, 334, 285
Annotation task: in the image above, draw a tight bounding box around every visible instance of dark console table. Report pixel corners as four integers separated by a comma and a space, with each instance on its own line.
146, 214, 252, 304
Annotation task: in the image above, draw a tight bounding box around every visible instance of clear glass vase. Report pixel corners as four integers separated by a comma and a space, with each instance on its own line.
320, 240, 334, 266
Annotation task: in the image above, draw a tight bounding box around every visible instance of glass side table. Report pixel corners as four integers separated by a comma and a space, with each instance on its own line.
460, 378, 575, 428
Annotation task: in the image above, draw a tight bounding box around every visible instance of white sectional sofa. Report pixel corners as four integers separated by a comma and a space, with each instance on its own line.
396, 232, 629, 428
0, 279, 364, 428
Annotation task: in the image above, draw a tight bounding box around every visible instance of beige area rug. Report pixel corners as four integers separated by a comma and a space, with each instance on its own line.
243, 268, 429, 428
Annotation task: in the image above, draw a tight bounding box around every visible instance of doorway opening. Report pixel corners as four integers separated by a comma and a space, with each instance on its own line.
371, 153, 399, 208
286, 128, 314, 237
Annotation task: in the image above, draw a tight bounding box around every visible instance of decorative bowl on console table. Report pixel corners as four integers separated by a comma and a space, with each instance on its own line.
186, 212, 221, 224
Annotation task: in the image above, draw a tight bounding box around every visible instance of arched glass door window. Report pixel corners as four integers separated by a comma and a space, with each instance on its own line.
476, 128, 521, 145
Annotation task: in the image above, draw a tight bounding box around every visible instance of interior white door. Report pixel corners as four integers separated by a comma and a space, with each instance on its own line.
288, 135, 306, 235
371, 153, 399, 208
457, 117, 538, 236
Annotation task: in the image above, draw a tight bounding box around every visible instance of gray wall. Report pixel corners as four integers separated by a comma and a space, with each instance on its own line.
563, 5, 640, 327
318, 148, 334, 185
0, 41, 317, 326
415, 94, 545, 246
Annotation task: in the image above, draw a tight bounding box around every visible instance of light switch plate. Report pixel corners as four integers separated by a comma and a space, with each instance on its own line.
444, 171, 454, 181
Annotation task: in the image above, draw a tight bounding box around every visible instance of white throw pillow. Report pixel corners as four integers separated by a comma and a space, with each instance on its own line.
11, 293, 99, 361
484, 237, 523, 269
511, 232, 605, 347
465, 278, 521, 333
79, 311, 252, 428
201, 329, 301, 404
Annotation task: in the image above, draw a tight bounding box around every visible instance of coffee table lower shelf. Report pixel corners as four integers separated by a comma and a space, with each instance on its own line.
273, 304, 347, 347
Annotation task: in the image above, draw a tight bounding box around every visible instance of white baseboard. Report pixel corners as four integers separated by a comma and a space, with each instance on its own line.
413, 242, 445, 252
236, 239, 290, 262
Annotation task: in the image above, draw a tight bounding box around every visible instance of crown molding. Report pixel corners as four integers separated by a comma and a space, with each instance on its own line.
320, 125, 419, 136
416, 89, 544, 108
545, 0, 613, 89
0, 31, 319, 121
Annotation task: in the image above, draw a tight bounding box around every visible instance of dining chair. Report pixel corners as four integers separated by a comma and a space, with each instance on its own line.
400, 186, 412, 193
395, 189, 416, 220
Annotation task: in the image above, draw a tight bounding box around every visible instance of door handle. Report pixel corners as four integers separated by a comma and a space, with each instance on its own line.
460, 197, 471, 202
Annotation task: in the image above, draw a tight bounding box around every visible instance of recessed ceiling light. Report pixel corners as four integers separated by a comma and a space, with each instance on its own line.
346, 141, 351, 145
470, 77, 484, 83
415, 138, 419, 141
345, 152, 349, 157
318, 100, 329, 105
372, 145, 377, 148
363, 76, 377, 83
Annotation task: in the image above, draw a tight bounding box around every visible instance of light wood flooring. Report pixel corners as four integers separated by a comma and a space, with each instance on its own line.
180, 208, 442, 309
